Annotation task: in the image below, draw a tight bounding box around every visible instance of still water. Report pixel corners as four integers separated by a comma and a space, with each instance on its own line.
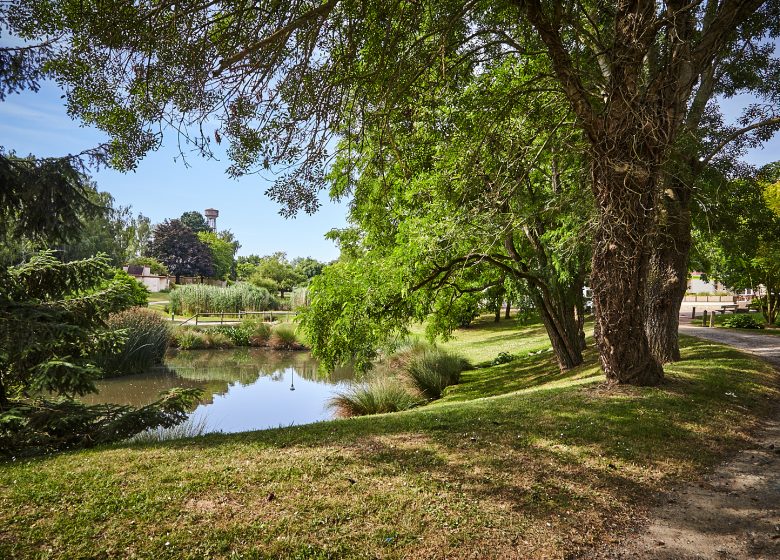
83, 349, 356, 433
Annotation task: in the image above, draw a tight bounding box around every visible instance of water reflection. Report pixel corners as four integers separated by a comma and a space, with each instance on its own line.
84, 349, 356, 433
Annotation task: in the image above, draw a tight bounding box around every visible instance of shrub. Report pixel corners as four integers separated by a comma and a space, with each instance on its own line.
721, 314, 764, 329
329, 377, 421, 417
109, 269, 149, 307
211, 325, 251, 346
173, 329, 208, 350
492, 351, 515, 365
168, 283, 277, 315
404, 347, 468, 399
95, 308, 171, 376
203, 331, 234, 349
269, 323, 304, 350
246, 320, 271, 346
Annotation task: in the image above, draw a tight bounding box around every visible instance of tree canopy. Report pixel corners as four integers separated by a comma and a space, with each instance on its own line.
5, 0, 780, 383
148, 219, 214, 280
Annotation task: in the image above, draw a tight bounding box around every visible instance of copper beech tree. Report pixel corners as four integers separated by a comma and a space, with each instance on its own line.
6, 0, 778, 384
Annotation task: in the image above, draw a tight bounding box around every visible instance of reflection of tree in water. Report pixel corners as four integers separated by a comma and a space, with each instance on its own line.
84, 366, 227, 408
165, 349, 356, 384
87, 349, 357, 409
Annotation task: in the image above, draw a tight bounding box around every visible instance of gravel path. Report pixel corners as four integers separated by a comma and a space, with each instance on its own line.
593, 321, 780, 560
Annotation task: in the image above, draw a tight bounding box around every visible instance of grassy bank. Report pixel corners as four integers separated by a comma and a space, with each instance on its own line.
1, 319, 778, 559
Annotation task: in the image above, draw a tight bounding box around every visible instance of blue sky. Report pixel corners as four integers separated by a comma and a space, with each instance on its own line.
0, 81, 350, 261
1, 81, 778, 262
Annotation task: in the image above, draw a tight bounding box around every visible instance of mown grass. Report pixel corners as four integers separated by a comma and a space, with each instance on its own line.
1, 324, 777, 559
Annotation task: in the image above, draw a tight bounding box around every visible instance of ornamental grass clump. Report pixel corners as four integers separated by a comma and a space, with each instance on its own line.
269, 323, 303, 350
403, 346, 469, 399
168, 283, 276, 315
96, 308, 171, 376
329, 376, 421, 418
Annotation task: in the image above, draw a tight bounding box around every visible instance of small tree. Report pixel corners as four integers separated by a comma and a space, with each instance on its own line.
179, 211, 212, 233
148, 219, 214, 282
249, 252, 305, 298
197, 231, 237, 280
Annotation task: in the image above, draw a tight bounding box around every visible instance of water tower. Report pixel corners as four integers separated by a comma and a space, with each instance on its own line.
204, 208, 219, 230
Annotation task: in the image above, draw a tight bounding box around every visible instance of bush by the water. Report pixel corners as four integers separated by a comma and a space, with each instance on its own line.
269, 323, 304, 350
0, 389, 201, 457
170, 320, 299, 350
721, 314, 764, 329
329, 376, 421, 417
95, 308, 171, 376
168, 283, 277, 315
330, 344, 468, 417
404, 346, 469, 399
172, 328, 234, 350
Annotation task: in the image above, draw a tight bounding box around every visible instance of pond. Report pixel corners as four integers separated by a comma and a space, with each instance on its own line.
82, 349, 356, 434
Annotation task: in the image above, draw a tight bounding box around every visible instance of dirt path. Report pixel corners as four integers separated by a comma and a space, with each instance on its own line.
594, 322, 780, 560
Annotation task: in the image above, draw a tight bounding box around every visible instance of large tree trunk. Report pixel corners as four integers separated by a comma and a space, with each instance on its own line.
645, 186, 692, 363
590, 160, 664, 386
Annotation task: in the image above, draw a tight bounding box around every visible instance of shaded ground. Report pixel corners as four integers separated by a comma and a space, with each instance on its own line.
596, 323, 780, 560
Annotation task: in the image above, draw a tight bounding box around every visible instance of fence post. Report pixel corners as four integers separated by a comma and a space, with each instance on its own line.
703, 309, 708, 325
709, 313, 715, 328
195, 314, 198, 326
221, 312, 224, 324
691, 307, 696, 319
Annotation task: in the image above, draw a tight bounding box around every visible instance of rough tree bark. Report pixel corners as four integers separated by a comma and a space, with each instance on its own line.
645, 182, 692, 363
590, 154, 664, 385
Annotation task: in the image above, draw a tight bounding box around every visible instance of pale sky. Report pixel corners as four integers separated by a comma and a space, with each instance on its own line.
0, 80, 349, 261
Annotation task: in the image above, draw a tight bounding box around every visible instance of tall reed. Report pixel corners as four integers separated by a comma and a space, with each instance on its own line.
168, 283, 277, 314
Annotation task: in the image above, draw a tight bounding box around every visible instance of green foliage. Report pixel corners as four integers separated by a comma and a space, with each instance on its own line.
402, 347, 468, 400
246, 252, 306, 297
197, 230, 237, 280
179, 211, 211, 233
0, 251, 138, 404
168, 283, 276, 314
94, 308, 171, 376
329, 377, 421, 418
0, 388, 201, 457
269, 323, 303, 350
0, 153, 99, 252
126, 256, 168, 275
703, 165, 780, 325
492, 352, 516, 365
211, 324, 250, 347
720, 314, 764, 329
108, 269, 149, 306
764, 180, 780, 216
148, 219, 214, 279
170, 328, 235, 350
247, 321, 272, 346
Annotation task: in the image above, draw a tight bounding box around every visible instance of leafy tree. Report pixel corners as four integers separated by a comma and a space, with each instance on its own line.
148, 219, 214, 282
292, 257, 326, 281
0, 152, 100, 265
8, 0, 779, 383
197, 231, 237, 280
179, 211, 212, 233
248, 252, 305, 298
300, 64, 591, 372
705, 165, 780, 325
59, 190, 136, 265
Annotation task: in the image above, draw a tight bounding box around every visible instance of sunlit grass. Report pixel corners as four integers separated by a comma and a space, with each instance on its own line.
1, 324, 776, 559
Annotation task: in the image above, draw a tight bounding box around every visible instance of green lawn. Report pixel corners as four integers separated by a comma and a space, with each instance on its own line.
146, 291, 170, 303
1, 321, 777, 559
